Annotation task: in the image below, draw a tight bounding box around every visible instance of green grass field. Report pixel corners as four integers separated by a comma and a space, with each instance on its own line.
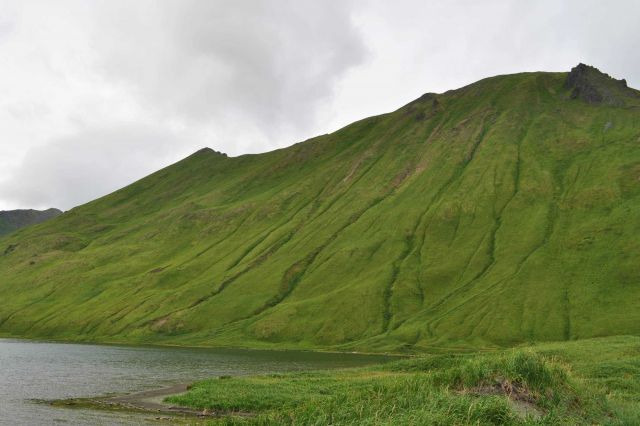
165, 336, 640, 425
1, 66, 639, 353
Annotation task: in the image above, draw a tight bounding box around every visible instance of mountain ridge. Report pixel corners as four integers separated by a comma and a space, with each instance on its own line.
1, 65, 639, 352
0, 208, 62, 237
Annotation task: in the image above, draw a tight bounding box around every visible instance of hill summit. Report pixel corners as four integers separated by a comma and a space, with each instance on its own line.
565, 63, 638, 106
1, 65, 639, 352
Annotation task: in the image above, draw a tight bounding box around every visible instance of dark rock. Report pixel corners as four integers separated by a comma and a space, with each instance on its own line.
564, 63, 633, 106
414, 92, 437, 103
404, 92, 439, 109
195, 147, 228, 157
403, 92, 440, 121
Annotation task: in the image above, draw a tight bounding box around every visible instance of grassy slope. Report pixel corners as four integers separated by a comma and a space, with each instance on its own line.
165, 336, 640, 425
1, 70, 640, 352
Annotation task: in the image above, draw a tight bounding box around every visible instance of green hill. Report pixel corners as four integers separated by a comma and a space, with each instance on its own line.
1, 64, 639, 352
0, 208, 62, 237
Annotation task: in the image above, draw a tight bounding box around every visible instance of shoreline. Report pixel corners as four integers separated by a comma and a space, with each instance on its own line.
0, 334, 410, 357
105, 384, 194, 413
49, 383, 251, 420
6, 336, 400, 421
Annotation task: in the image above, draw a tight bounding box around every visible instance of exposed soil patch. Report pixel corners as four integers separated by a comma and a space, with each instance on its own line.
458, 378, 544, 419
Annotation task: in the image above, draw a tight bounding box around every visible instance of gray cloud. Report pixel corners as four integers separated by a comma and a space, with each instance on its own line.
324, 0, 640, 134
90, 0, 367, 136
1, 0, 640, 211
0, 124, 183, 210
0, 0, 367, 209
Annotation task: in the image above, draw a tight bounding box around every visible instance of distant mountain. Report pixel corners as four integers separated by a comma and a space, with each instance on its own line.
0, 208, 62, 237
1, 64, 639, 352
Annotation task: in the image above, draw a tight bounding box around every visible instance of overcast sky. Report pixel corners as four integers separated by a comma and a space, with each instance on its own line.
1, 0, 639, 210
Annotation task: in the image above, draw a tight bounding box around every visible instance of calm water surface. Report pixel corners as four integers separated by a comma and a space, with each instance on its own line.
0, 338, 392, 425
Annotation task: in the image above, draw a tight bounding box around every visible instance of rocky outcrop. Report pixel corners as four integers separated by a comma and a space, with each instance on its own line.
403, 92, 440, 121
565, 63, 635, 106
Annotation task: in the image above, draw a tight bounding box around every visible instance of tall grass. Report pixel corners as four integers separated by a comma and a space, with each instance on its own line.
167, 339, 640, 425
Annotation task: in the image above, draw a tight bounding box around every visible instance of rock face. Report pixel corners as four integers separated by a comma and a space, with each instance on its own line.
565, 63, 636, 106
0, 208, 62, 237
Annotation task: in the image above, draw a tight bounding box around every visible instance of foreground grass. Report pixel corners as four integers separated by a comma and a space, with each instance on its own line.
166, 336, 640, 425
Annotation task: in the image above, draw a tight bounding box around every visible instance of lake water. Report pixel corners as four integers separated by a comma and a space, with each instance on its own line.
0, 338, 392, 425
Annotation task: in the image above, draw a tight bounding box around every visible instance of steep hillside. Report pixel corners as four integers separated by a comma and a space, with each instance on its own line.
0, 208, 62, 237
1, 64, 639, 352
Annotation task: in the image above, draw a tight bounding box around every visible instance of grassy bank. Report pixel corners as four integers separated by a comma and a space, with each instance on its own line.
165, 336, 640, 425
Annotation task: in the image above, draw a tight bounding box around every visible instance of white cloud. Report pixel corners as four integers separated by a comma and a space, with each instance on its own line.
325, 0, 640, 130
91, 1, 366, 132
0, 0, 366, 209
0, 123, 185, 210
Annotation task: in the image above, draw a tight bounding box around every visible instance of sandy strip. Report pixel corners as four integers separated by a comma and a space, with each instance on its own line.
51, 384, 254, 420
104, 383, 201, 414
